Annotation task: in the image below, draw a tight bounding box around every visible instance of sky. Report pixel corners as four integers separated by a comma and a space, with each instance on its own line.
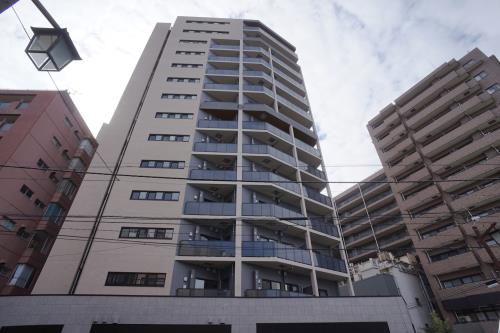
1, 0, 500, 195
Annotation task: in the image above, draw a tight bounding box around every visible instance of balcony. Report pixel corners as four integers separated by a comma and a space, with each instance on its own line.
200, 101, 238, 110
210, 44, 239, 50
176, 288, 233, 297
243, 84, 275, 98
302, 186, 332, 207
206, 69, 239, 76
242, 241, 312, 265
299, 163, 326, 180
189, 169, 236, 181
295, 139, 321, 158
243, 57, 271, 69
309, 217, 339, 237
184, 202, 236, 216
272, 57, 302, 82
242, 121, 292, 143
277, 96, 312, 122
178, 240, 235, 257
245, 289, 311, 297
275, 80, 308, 107
193, 142, 237, 153
207, 55, 239, 62
243, 171, 301, 194
203, 83, 239, 91
243, 46, 269, 56
197, 119, 237, 129
242, 203, 305, 224
243, 144, 296, 166
314, 253, 347, 273
273, 67, 305, 92
243, 70, 273, 83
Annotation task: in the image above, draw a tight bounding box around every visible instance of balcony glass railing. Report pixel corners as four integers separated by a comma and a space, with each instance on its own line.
303, 186, 332, 207
243, 46, 269, 55
206, 69, 239, 76
242, 241, 311, 265
210, 44, 240, 50
243, 171, 301, 194
295, 139, 320, 158
243, 144, 296, 166
184, 202, 236, 216
243, 57, 271, 68
203, 83, 239, 91
177, 288, 233, 297
298, 162, 326, 180
275, 80, 307, 104
190, 169, 236, 181
193, 142, 237, 153
373, 217, 403, 232
242, 203, 305, 225
200, 101, 238, 110
197, 119, 237, 129
341, 217, 369, 232
344, 228, 374, 244
243, 70, 273, 82
243, 84, 274, 98
78, 139, 95, 156
272, 57, 302, 79
314, 253, 347, 273
309, 217, 339, 237
277, 96, 311, 120
273, 67, 305, 91
242, 121, 292, 143
208, 55, 239, 62
245, 289, 311, 297
178, 240, 235, 257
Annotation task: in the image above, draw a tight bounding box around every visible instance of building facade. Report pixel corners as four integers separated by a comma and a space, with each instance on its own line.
0, 90, 96, 295
367, 48, 500, 324
34, 17, 350, 298
334, 170, 412, 263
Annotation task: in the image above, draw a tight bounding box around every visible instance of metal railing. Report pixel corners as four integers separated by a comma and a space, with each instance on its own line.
197, 119, 237, 129
242, 203, 305, 225
314, 253, 347, 273
298, 163, 326, 180
242, 241, 311, 265
243, 70, 273, 82
272, 57, 302, 80
243, 57, 271, 68
176, 288, 233, 297
277, 96, 311, 120
178, 240, 235, 257
309, 217, 339, 237
243, 84, 275, 98
203, 83, 239, 91
303, 186, 332, 207
243, 144, 296, 166
193, 142, 237, 153
243, 171, 301, 194
242, 121, 292, 142
295, 139, 320, 158
243, 46, 269, 55
189, 169, 236, 181
273, 67, 305, 91
275, 80, 308, 104
245, 289, 311, 297
206, 69, 239, 76
208, 55, 239, 62
184, 202, 236, 216
210, 44, 239, 50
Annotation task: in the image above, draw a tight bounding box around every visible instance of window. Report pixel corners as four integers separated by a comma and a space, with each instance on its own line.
73, 130, 81, 141
262, 279, 281, 290
473, 71, 487, 81
161, 94, 197, 100
166, 77, 200, 83
64, 116, 73, 128
34, 199, 46, 209
148, 134, 190, 142
49, 172, 59, 184
428, 245, 468, 262
140, 160, 185, 169
155, 112, 193, 119
16, 227, 30, 239
318, 289, 328, 297
57, 179, 77, 198
37, 158, 49, 171
179, 39, 207, 44
62, 150, 71, 161
68, 158, 85, 172
105, 272, 166, 287
0, 101, 9, 108
486, 83, 500, 94
171, 63, 203, 68
194, 278, 218, 289
1, 215, 16, 231
51, 136, 62, 149
20, 184, 34, 198
42, 203, 65, 224
183, 29, 229, 35
441, 273, 482, 289
8, 264, 35, 288
130, 191, 180, 201
175, 51, 205, 55
284, 283, 299, 292
186, 20, 229, 25
119, 227, 173, 239
16, 101, 30, 109
0, 263, 10, 277
0, 116, 18, 132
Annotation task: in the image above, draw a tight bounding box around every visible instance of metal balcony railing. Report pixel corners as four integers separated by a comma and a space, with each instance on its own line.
295, 139, 320, 158
243, 46, 269, 56
189, 169, 236, 181
242, 203, 305, 225
242, 121, 292, 143
184, 202, 236, 216
309, 217, 339, 237
208, 55, 239, 62
243, 171, 301, 194
203, 83, 239, 91
243, 57, 271, 68
242, 241, 312, 265
245, 289, 311, 297
272, 57, 302, 80
193, 142, 237, 153
314, 253, 347, 273
275, 80, 307, 104
210, 44, 240, 50
197, 119, 237, 129
243, 144, 296, 166
176, 288, 233, 297
277, 96, 311, 120
302, 186, 332, 207
243, 70, 273, 82
298, 162, 326, 180
178, 240, 235, 257
243, 84, 274, 98
273, 67, 305, 91
206, 69, 239, 76
341, 217, 369, 232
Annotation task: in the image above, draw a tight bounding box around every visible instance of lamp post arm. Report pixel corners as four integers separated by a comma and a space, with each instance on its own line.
31, 0, 60, 29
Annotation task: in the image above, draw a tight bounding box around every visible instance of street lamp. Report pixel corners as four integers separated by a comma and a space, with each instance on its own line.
23, 0, 81, 71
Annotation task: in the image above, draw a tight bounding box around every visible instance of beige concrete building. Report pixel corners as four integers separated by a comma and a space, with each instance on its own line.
334, 170, 412, 264
367, 48, 500, 325
33, 17, 350, 298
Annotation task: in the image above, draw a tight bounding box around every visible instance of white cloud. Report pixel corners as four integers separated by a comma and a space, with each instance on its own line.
1, 0, 499, 195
